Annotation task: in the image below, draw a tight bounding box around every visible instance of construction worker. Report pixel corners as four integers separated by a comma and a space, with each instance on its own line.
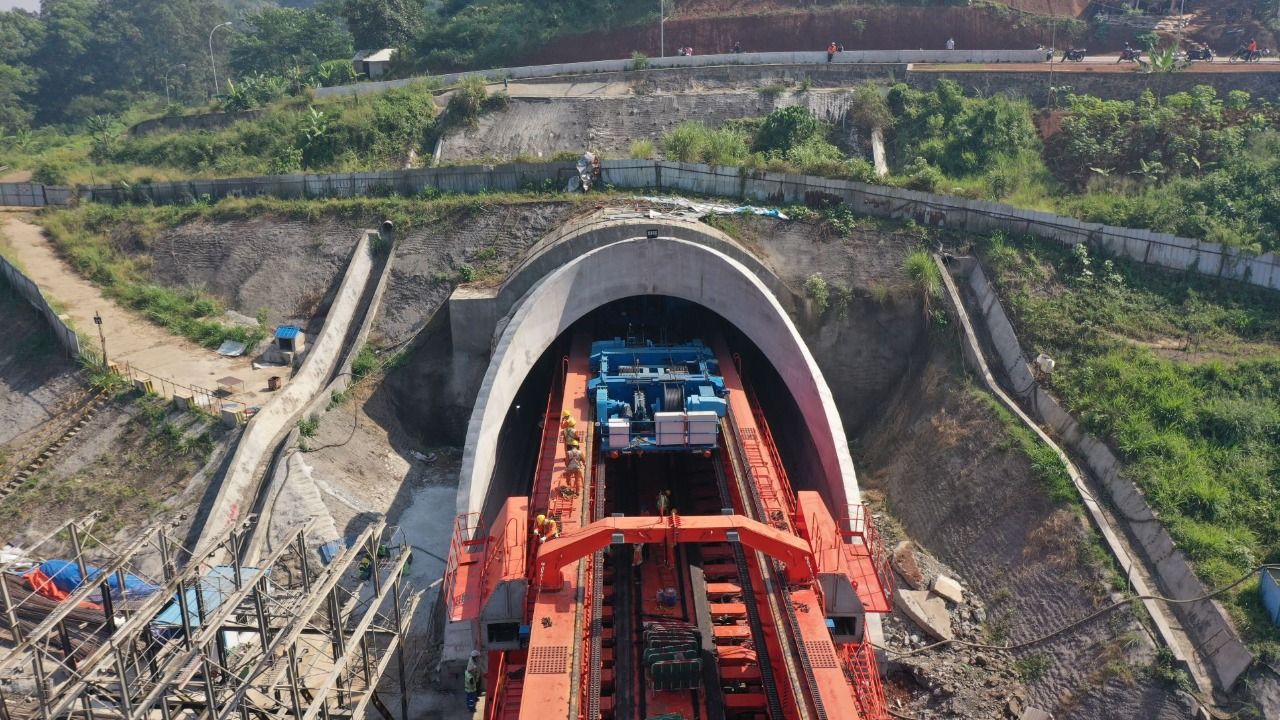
561, 414, 580, 449
564, 445, 584, 489
464, 650, 482, 712
656, 489, 672, 517
532, 513, 560, 542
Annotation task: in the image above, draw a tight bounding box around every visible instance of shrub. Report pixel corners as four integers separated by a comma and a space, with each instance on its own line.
629, 139, 655, 159
447, 76, 489, 126
904, 249, 941, 298
849, 82, 893, 131
662, 121, 748, 165
297, 415, 320, 438
631, 51, 650, 71
32, 158, 71, 186
754, 106, 820, 155
804, 273, 830, 313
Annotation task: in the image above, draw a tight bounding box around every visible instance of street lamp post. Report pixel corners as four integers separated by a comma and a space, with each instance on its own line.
164, 63, 187, 105
208, 21, 232, 97
659, 0, 665, 58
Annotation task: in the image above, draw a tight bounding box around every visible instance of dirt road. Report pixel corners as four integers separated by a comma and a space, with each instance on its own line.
0, 216, 281, 406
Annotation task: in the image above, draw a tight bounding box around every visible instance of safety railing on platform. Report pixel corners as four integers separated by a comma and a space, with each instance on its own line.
841, 504, 896, 609
841, 642, 890, 720
444, 512, 484, 620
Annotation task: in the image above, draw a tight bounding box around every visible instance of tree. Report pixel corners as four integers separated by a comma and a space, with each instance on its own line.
30, 0, 97, 121
0, 10, 45, 67
0, 63, 34, 134
230, 7, 354, 76
341, 0, 425, 49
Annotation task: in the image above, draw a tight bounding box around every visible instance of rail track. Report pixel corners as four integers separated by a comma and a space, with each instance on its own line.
0, 388, 110, 502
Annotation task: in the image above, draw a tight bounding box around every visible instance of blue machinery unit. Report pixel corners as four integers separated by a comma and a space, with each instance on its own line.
588, 339, 729, 453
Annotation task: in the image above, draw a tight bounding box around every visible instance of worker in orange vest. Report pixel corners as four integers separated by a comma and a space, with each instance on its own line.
532, 513, 560, 542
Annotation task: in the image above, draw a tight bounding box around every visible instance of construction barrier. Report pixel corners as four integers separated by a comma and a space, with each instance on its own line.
7, 160, 1280, 294
0, 255, 81, 357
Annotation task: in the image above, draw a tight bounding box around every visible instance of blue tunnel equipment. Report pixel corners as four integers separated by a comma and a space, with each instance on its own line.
588, 339, 728, 454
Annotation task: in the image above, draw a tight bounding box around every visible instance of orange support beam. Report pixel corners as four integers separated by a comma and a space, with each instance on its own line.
536, 514, 816, 585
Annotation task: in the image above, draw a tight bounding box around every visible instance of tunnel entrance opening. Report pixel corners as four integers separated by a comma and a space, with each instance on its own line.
484, 295, 829, 529
457, 288, 893, 720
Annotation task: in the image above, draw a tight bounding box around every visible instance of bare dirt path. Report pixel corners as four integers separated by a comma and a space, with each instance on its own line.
0, 216, 279, 406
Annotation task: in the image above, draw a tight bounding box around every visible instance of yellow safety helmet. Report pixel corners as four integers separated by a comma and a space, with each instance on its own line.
536, 514, 546, 524
561, 410, 573, 419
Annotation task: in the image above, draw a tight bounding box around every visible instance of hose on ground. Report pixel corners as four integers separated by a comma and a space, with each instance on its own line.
876, 563, 1279, 658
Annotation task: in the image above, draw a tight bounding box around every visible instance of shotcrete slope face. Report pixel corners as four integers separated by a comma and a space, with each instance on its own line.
457, 232, 860, 522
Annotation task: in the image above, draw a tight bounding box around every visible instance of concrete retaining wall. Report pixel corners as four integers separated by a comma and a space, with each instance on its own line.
961, 259, 1253, 691
314, 50, 1047, 98
0, 256, 81, 358
195, 231, 378, 554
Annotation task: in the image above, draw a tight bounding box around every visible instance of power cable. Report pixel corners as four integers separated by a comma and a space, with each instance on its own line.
877, 563, 1278, 658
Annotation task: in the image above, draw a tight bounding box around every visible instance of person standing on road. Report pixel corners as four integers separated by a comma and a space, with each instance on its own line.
946, 37, 956, 50
827, 41, 838, 62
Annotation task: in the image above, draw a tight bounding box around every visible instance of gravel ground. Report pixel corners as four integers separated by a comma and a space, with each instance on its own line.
856, 349, 1196, 719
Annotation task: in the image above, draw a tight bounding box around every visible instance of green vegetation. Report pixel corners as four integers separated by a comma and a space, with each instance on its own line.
804, 273, 830, 313
660, 107, 875, 181
1014, 652, 1053, 683
628, 139, 655, 160
1, 90, 434, 184
39, 207, 266, 350
974, 390, 1075, 506
0, 393, 219, 541
982, 232, 1280, 655
297, 414, 320, 438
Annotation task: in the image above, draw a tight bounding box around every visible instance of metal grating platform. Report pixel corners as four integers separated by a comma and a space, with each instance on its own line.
528, 646, 570, 674
804, 641, 840, 669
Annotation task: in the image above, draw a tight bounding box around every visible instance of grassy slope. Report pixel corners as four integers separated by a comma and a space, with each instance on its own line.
980, 232, 1280, 657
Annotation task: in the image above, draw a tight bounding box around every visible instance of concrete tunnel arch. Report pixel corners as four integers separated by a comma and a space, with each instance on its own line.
457, 230, 863, 525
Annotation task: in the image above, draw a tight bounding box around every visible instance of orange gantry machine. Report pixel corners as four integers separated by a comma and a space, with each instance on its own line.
444, 333, 895, 720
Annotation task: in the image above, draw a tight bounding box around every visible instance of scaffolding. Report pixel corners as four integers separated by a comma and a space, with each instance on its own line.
0, 513, 419, 720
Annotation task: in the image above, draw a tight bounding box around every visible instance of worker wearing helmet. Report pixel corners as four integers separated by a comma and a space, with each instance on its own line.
464, 650, 483, 712
564, 445, 584, 490
532, 513, 560, 542
561, 415, 580, 449
656, 489, 672, 517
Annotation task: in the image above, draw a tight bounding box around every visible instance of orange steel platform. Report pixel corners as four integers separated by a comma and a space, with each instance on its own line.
453, 332, 894, 720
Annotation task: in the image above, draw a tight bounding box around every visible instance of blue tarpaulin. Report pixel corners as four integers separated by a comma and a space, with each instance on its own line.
38, 560, 158, 602
153, 565, 263, 629
275, 325, 301, 340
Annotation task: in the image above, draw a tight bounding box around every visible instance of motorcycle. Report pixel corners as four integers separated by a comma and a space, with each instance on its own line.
1060, 48, 1086, 62
1186, 46, 1214, 61
1229, 47, 1261, 63
1117, 47, 1143, 63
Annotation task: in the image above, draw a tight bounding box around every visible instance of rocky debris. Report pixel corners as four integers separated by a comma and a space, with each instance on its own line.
931, 574, 964, 605
896, 589, 954, 641
892, 540, 927, 590
1020, 707, 1053, 720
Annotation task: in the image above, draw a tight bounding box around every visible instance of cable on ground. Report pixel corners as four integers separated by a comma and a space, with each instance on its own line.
878, 563, 1278, 658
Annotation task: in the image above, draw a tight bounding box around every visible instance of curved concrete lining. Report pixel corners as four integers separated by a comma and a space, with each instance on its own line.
498, 216, 795, 319
458, 236, 859, 523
